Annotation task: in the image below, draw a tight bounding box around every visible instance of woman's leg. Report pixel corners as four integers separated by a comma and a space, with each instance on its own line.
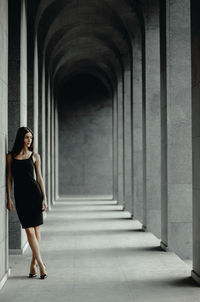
25, 227, 46, 275
30, 226, 41, 274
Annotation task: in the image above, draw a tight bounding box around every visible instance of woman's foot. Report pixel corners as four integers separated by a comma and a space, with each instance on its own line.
39, 263, 47, 279
29, 263, 37, 278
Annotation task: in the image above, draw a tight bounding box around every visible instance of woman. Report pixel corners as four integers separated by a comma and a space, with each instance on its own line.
6, 126, 48, 279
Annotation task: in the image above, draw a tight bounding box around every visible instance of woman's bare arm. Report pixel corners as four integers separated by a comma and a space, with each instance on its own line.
6, 153, 14, 211
33, 153, 47, 211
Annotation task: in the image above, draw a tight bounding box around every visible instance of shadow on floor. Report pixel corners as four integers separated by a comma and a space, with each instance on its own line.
168, 276, 198, 288
42, 228, 145, 236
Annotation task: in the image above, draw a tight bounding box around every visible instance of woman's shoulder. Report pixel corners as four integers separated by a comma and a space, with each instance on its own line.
32, 152, 41, 161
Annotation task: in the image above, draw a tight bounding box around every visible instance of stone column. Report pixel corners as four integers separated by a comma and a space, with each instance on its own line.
117, 80, 124, 205
165, 0, 192, 259
20, 0, 27, 126
8, 0, 28, 254
132, 29, 145, 224
0, 0, 9, 290
54, 101, 59, 200
46, 75, 52, 210
113, 92, 118, 201
191, 0, 200, 284
33, 35, 38, 152
160, 0, 168, 252
143, 0, 161, 237
51, 92, 55, 204
41, 61, 46, 188
123, 69, 133, 214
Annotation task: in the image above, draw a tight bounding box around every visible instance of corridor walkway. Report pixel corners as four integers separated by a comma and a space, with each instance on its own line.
1, 200, 200, 302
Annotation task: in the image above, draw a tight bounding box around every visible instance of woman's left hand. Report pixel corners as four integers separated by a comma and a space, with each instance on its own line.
42, 200, 48, 212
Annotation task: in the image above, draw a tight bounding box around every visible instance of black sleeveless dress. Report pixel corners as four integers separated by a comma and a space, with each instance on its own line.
12, 152, 43, 229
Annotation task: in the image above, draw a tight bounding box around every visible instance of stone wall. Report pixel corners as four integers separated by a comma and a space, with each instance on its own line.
0, 0, 9, 290
58, 74, 113, 196
191, 0, 200, 283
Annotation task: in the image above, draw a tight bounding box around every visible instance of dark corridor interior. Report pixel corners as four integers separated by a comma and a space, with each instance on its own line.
57, 74, 113, 196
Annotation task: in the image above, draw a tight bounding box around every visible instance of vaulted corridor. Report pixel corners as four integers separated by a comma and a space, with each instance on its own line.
2, 0, 200, 296
1, 199, 200, 302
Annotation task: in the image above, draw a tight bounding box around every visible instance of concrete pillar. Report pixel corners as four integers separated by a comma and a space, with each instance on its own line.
165, 0, 192, 259
51, 92, 55, 204
27, 1, 34, 132
132, 29, 145, 224
20, 0, 27, 126
143, 0, 161, 237
0, 0, 9, 290
160, 0, 168, 252
8, 0, 28, 254
191, 0, 200, 285
117, 80, 124, 205
41, 61, 46, 188
33, 35, 38, 152
113, 92, 118, 201
123, 69, 133, 214
55, 101, 59, 200
46, 75, 52, 209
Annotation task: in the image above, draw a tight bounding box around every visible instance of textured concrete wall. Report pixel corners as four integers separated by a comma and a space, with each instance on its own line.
51, 94, 55, 203
132, 27, 145, 224
124, 70, 133, 214
41, 63, 46, 188
33, 36, 38, 152
0, 0, 9, 289
46, 76, 52, 208
160, 0, 168, 251
58, 74, 113, 196
166, 0, 192, 259
8, 0, 27, 253
143, 0, 162, 238
117, 81, 124, 204
191, 0, 200, 282
113, 93, 118, 201
20, 0, 27, 126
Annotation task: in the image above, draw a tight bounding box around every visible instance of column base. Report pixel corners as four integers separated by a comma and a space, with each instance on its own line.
9, 241, 28, 255
142, 225, 147, 232
160, 241, 168, 251
0, 268, 11, 290
191, 270, 200, 286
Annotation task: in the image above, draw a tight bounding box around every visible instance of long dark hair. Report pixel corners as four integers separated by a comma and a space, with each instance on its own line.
10, 127, 34, 156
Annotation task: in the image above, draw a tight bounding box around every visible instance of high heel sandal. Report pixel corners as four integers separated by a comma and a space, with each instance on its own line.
29, 273, 37, 278
29, 264, 37, 278
40, 264, 48, 280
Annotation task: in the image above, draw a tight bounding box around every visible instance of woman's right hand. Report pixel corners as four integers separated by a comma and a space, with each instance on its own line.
7, 199, 14, 211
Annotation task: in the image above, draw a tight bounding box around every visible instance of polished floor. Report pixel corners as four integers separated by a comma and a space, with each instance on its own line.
1, 200, 200, 301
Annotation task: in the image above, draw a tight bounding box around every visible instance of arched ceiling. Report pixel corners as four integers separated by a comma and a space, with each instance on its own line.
33, 0, 142, 94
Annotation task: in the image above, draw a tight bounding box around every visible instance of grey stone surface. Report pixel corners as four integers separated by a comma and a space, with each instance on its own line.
20, 0, 27, 127
191, 0, 200, 281
166, 0, 192, 259
0, 0, 8, 287
132, 27, 145, 224
8, 0, 28, 254
33, 36, 38, 151
143, 0, 161, 238
2, 0, 200, 289
123, 69, 133, 214
117, 81, 124, 204
112, 94, 118, 201
45, 76, 52, 210
58, 75, 113, 196
1, 200, 200, 301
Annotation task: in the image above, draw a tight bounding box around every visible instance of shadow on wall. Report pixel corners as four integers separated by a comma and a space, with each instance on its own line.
57, 74, 113, 196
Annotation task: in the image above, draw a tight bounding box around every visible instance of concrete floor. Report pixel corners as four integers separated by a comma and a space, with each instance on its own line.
1, 200, 200, 302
